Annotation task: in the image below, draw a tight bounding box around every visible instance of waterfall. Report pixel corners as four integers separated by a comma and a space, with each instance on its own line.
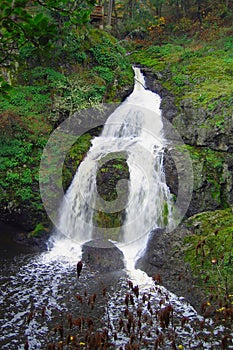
56, 67, 172, 264
1, 70, 230, 350
0, 68, 230, 350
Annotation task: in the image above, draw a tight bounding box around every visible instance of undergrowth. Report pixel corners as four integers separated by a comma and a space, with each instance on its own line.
0, 28, 133, 230
130, 30, 233, 115
184, 208, 233, 315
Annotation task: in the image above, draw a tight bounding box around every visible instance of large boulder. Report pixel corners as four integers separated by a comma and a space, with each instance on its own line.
135, 227, 204, 312
82, 239, 125, 272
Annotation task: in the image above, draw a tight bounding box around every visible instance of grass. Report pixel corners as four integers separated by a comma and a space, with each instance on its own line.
129, 32, 233, 114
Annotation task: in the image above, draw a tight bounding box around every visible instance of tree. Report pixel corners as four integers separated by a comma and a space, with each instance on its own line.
107, 0, 114, 25
150, 0, 166, 17
0, 0, 95, 92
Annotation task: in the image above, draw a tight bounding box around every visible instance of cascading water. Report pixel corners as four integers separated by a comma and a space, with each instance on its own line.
0, 68, 232, 349
56, 67, 172, 267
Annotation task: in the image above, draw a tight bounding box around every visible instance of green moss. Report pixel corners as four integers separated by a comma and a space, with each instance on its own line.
184, 208, 233, 301
163, 202, 169, 226
130, 36, 233, 116
185, 145, 232, 206
62, 133, 93, 190
28, 223, 48, 238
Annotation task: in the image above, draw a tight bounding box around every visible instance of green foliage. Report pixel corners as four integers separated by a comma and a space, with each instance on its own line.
0, 0, 95, 66
146, 44, 183, 58
131, 34, 233, 112
15, 187, 33, 201
0, 111, 51, 218
90, 36, 128, 70
63, 133, 93, 190
93, 66, 114, 85
130, 43, 184, 71
0, 77, 12, 97
0, 86, 50, 117
20, 66, 66, 86
0, 23, 133, 228
28, 223, 48, 238
184, 208, 233, 302
0, 137, 37, 202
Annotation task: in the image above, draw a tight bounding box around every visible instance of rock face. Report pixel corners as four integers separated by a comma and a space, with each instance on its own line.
141, 68, 233, 217
82, 239, 125, 272
135, 67, 233, 312
173, 98, 233, 151
135, 227, 204, 311
140, 67, 178, 122
0, 201, 48, 231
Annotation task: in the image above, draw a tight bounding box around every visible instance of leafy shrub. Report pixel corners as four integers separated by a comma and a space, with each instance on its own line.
90, 37, 128, 70
93, 66, 114, 84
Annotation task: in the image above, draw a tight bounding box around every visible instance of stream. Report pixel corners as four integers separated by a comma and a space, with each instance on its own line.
0, 68, 232, 349
0, 227, 231, 349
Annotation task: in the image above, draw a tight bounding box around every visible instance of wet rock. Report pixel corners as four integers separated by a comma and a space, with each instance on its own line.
160, 95, 178, 122
14, 230, 50, 252
135, 227, 204, 312
140, 67, 233, 216
173, 98, 233, 152
82, 239, 125, 272
163, 144, 233, 217
141, 67, 168, 95
163, 149, 179, 197
140, 67, 178, 122
114, 84, 134, 102
0, 200, 48, 231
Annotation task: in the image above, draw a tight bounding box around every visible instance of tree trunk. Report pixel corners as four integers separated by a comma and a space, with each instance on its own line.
181, 0, 186, 16
107, 0, 113, 26
112, 0, 118, 26
128, 0, 134, 19
196, 0, 202, 26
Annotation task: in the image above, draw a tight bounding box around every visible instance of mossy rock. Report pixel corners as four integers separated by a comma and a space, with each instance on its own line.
28, 223, 49, 238
92, 154, 129, 241
184, 208, 233, 306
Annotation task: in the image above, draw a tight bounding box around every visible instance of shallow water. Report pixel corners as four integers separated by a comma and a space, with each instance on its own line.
0, 232, 232, 349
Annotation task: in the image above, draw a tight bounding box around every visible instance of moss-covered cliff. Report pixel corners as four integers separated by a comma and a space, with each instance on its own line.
129, 30, 233, 313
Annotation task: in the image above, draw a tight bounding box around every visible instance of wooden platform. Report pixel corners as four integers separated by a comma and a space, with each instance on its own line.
90, 5, 103, 20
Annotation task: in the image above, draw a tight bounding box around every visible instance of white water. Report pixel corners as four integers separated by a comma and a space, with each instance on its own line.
55, 67, 172, 272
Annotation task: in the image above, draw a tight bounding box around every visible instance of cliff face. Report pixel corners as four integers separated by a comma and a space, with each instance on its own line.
141, 67, 233, 217
136, 68, 233, 311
